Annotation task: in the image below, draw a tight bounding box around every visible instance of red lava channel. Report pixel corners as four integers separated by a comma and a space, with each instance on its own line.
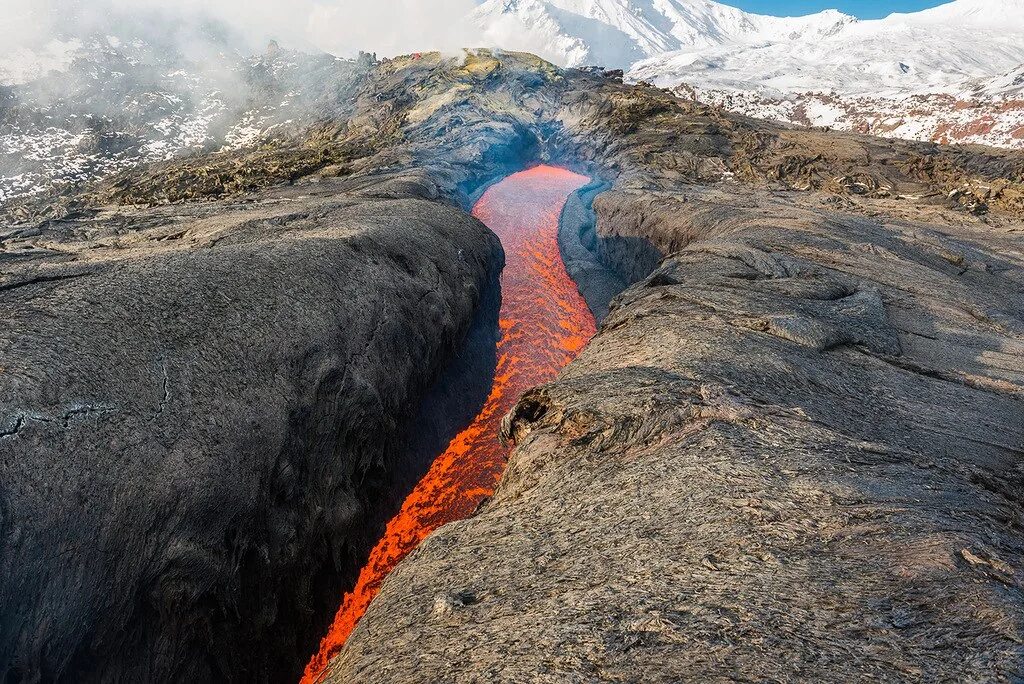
303, 165, 594, 682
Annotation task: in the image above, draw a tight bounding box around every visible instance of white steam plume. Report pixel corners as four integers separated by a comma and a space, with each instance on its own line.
0, 0, 562, 63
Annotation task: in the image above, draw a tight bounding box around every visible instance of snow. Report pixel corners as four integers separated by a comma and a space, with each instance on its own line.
886, 0, 1024, 29
628, 1, 1024, 97
688, 86, 1024, 150
958, 65, 1024, 100
0, 39, 83, 86
801, 99, 844, 128
474, 0, 854, 69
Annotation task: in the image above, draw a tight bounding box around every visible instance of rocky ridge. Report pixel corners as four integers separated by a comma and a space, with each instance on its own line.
0, 140, 503, 681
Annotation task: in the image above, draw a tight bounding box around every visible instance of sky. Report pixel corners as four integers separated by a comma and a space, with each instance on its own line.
725, 0, 947, 18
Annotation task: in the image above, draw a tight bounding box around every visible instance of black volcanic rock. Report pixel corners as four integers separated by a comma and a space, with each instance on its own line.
0, 178, 501, 682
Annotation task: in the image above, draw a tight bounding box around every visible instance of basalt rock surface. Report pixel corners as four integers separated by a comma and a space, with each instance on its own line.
0, 177, 502, 682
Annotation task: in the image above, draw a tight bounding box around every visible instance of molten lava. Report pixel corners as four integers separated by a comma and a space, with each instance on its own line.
302, 165, 594, 683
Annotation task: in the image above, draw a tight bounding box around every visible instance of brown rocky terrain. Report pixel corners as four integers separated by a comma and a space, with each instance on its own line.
331, 183, 1024, 682
2, 50, 1023, 682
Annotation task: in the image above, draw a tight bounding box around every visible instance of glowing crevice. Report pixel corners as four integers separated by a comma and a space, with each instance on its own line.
302, 165, 593, 683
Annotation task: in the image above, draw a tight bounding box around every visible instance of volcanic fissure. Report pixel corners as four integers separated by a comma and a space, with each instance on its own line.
302, 165, 598, 682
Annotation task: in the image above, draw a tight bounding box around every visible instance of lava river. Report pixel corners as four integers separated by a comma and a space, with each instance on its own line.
302, 165, 594, 682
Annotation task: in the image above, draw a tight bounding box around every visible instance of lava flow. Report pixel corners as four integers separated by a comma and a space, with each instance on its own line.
302, 165, 594, 683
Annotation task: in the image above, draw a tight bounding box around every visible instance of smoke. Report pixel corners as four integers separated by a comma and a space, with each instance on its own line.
0, 0, 557, 62
2, 0, 318, 53
309, 0, 482, 57
0, 0, 566, 203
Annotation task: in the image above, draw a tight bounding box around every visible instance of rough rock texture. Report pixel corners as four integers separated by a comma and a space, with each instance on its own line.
328, 180, 1024, 683
558, 179, 627, 323
0, 177, 501, 682
320, 54, 1024, 683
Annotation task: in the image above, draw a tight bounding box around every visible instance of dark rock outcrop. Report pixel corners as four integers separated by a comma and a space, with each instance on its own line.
0, 178, 501, 682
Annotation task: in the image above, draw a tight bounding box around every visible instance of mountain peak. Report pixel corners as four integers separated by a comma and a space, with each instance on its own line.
475, 0, 858, 69
889, 0, 1024, 26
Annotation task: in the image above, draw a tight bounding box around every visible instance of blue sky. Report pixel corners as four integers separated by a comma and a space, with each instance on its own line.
723, 0, 948, 18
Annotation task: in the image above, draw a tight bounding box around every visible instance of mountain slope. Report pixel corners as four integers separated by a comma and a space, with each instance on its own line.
685, 85, 1024, 150
628, 0, 1024, 96
473, 0, 853, 69
0, 35, 368, 204
472, 0, 1024, 149
627, 0, 1024, 149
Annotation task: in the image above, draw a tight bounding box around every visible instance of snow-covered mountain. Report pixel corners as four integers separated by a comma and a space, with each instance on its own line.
471, 0, 1024, 149
474, 0, 855, 69
627, 0, 1024, 96
477, 0, 1024, 94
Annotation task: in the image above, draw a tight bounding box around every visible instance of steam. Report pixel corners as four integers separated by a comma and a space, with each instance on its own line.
309, 0, 483, 57
0, 0, 559, 63
0, 0, 567, 203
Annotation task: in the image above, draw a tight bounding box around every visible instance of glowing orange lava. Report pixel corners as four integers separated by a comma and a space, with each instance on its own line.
302, 165, 594, 683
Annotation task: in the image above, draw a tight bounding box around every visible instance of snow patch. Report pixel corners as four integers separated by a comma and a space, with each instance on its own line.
0, 39, 83, 86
